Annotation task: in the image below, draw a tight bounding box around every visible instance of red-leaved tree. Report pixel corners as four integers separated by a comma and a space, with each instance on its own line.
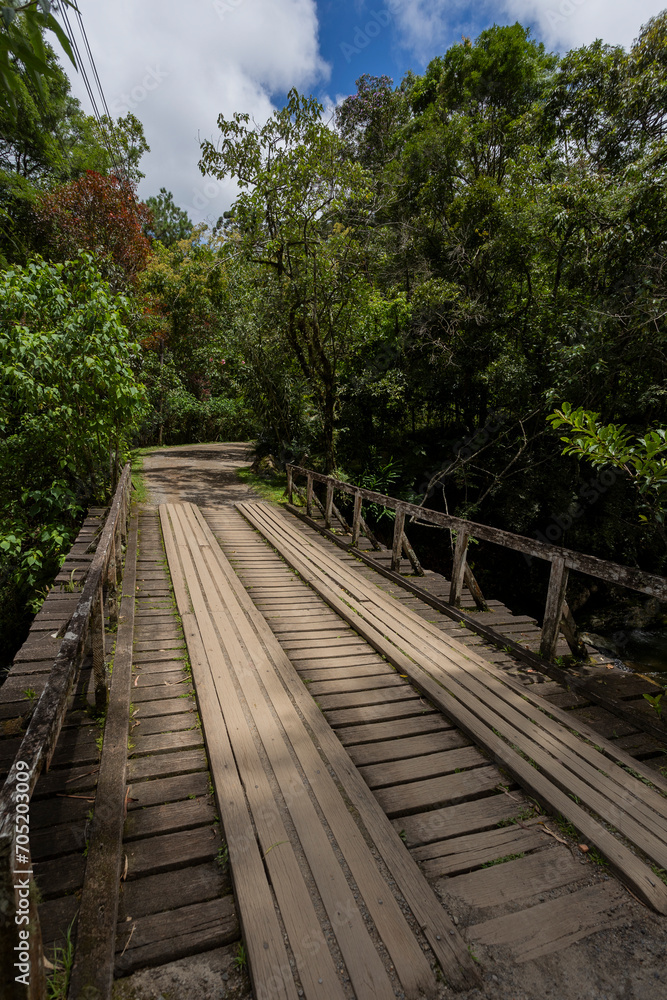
34, 171, 152, 286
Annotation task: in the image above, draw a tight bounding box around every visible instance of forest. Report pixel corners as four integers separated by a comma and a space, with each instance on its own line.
1, 8, 667, 664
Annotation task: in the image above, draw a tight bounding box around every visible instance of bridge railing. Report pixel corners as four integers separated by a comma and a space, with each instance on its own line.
0, 463, 131, 1000
286, 464, 667, 663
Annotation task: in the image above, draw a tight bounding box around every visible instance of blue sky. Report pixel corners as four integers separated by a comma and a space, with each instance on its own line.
60, 1, 667, 224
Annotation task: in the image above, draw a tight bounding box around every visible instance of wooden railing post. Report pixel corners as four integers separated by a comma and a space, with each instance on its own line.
90, 588, 108, 712
286, 465, 293, 505
401, 532, 424, 576
351, 492, 363, 547
107, 534, 119, 627
306, 473, 314, 517
540, 557, 569, 661
392, 506, 406, 573
449, 530, 470, 607
325, 480, 334, 530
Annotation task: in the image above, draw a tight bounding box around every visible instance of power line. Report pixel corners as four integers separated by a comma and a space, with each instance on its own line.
60, 4, 102, 123
59, 4, 125, 181
74, 5, 112, 121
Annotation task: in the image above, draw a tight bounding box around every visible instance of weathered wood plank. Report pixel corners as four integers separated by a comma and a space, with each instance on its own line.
394, 794, 528, 848
114, 896, 239, 976
441, 846, 584, 908
468, 882, 628, 961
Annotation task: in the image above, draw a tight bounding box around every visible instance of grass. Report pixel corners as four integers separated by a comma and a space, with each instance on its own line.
236, 466, 288, 506
22, 687, 37, 701
130, 447, 151, 504
47, 919, 76, 999
217, 843, 229, 868
651, 865, 667, 886
482, 852, 524, 867
233, 941, 247, 970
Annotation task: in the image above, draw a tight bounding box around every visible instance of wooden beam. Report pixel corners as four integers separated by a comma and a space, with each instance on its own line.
351, 491, 362, 547
286, 466, 667, 601
540, 558, 569, 661
391, 506, 405, 573
324, 480, 334, 529
67, 513, 139, 1000
305, 472, 314, 517
449, 530, 470, 607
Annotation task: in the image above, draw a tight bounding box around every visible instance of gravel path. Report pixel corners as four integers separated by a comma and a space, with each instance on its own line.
140, 441, 259, 507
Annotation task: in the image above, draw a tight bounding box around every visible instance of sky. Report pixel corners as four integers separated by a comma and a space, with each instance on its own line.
58, 0, 667, 226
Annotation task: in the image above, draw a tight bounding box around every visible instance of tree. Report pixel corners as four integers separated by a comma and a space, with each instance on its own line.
199, 89, 375, 471
549, 404, 667, 546
34, 170, 152, 286
145, 188, 193, 246
0, 252, 147, 645
0, 0, 76, 117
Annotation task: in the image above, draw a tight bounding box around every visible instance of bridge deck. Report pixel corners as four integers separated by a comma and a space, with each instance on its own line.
2, 485, 667, 997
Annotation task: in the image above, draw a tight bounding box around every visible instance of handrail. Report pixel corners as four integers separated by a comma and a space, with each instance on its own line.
0, 464, 131, 1000
286, 464, 667, 661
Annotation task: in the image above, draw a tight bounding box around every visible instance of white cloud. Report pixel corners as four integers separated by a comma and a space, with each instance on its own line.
61, 0, 329, 223
499, 0, 664, 50
388, 0, 666, 59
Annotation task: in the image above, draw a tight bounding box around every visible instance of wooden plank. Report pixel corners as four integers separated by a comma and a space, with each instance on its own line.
169, 505, 395, 1000
174, 505, 432, 1000
414, 822, 550, 878
336, 715, 450, 746
34, 853, 86, 899
119, 862, 225, 921
468, 882, 628, 961
128, 748, 206, 782
131, 729, 203, 756
114, 896, 238, 976
127, 771, 210, 809
325, 698, 427, 728
360, 746, 487, 788
124, 796, 215, 840
442, 846, 584, 907
192, 504, 481, 992
375, 766, 502, 818
308, 673, 405, 695
317, 685, 421, 712
348, 730, 468, 766
394, 795, 530, 848
132, 713, 198, 737
126, 826, 220, 878
242, 502, 667, 913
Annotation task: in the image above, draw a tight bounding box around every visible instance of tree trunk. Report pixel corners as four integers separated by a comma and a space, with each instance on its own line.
323, 387, 336, 474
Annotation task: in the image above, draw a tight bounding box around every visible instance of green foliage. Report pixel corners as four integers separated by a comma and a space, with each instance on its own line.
46, 917, 75, 1000
236, 466, 287, 506
199, 89, 376, 471
549, 404, 667, 542
0, 253, 147, 655
145, 187, 193, 246
0, 1, 76, 118
643, 689, 665, 719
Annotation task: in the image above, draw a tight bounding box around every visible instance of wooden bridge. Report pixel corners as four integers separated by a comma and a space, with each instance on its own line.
1, 448, 667, 999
